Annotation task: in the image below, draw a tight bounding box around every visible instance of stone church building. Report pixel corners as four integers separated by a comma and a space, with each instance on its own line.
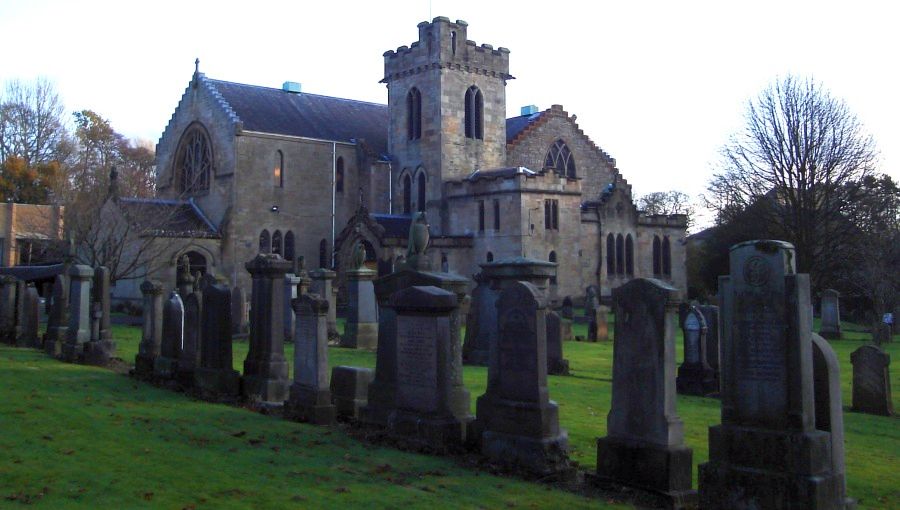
125, 17, 686, 303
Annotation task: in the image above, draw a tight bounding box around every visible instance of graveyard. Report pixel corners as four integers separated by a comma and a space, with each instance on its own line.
1, 303, 897, 508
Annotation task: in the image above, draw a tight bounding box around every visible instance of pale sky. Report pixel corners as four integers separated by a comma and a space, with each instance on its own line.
1, 0, 897, 228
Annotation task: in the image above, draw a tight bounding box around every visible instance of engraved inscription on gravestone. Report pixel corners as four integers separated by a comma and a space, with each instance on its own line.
737, 314, 785, 382
396, 315, 437, 412
296, 317, 317, 387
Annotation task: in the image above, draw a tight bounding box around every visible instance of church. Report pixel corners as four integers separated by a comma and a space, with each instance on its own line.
117, 17, 687, 304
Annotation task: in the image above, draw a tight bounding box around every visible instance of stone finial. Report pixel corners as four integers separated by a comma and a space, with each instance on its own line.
407, 212, 429, 258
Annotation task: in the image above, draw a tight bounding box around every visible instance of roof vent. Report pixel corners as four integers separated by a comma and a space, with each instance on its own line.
282, 81, 302, 94
521, 105, 539, 116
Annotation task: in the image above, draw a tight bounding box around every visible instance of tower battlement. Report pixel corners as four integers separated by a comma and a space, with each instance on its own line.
382, 17, 512, 84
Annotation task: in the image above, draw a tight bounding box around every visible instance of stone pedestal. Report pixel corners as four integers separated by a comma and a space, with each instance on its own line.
44, 274, 68, 356
309, 269, 338, 340
0, 275, 16, 344
676, 305, 717, 396
61, 265, 93, 362
597, 279, 693, 501
699, 240, 848, 509
286, 293, 336, 425
242, 254, 291, 404
819, 289, 842, 339
135, 280, 163, 379
195, 283, 240, 401
341, 268, 378, 349
477, 281, 569, 475
330, 366, 373, 420
154, 291, 183, 380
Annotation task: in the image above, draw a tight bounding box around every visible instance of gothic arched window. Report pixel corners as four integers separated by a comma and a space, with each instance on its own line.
406, 88, 422, 141
615, 234, 625, 276
273, 150, 283, 187
175, 123, 212, 194
417, 172, 426, 212
335, 157, 344, 193
259, 230, 270, 253
544, 139, 576, 178
653, 236, 662, 276
284, 231, 295, 262
625, 234, 634, 276
272, 230, 282, 256
402, 173, 412, 214
464, 86, 483, 140
662, 236, 672, 277
606, 233, 615, 276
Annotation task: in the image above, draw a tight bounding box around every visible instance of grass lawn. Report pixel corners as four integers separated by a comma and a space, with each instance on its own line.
1, 314, 897, 508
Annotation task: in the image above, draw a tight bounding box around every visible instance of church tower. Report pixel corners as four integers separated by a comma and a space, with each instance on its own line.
383, 17, 513, 233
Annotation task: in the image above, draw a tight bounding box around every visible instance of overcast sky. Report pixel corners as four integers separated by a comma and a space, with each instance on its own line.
1, 0, 897, 228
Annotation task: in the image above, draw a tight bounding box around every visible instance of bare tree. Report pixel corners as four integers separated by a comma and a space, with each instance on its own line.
637, 191, 695, 228
704, 75, 878, 284
0, 78, 71, 166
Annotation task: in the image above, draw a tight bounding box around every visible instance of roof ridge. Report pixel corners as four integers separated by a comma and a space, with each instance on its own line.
208, 78, 388, 108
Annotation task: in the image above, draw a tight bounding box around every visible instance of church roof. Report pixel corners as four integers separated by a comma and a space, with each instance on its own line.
465, 167, 538, 182
116, 198, 221, 239
370, 213, 412, 238
207, 79, 390, 156
505, 111, 545, 144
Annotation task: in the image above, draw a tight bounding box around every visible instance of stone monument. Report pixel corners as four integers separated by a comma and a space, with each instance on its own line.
135, 280, 164, 380
597, 278, 694, 501
43, 274, 68, 355
462, 273, 496, 366
195, 283, 240, 400
286, 293, 336, 425
476, 281, 569, 475
560, 296, 574, 320
812, 333, 852, 508
0, 275, 16, 344
177, 291, 202, 388
676, 304, 717, 396
699, 240, 848, 509
850, 344, 893, 416
698, 304, 720, 392
83, 266, 115, 364
341, 242, 378, 349
242, 254, 292, 404
546, 310, 570, 375
61, 265, 93, 362
819, 289, 842, 339
19, 284, 40, 349
230, 286, 247, 335
309, 268, 338, 340
330, 366, 374, 420
283, 271, 302, 344
154, 291, 183, 380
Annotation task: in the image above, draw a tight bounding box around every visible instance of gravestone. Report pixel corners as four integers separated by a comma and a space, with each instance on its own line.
230, 286, 247, 335
19, 284, 40, 349
583, 285, 600, 324
588, 305, 610, 342
135, 280, 164, 379
872, 321, 891, 345
286, 293, 336, 425
43, 274, 68, 355
83, 266, 115, 364
176, 255, 194, 297
812, 333, 852, 507
195, 283, 240, 400
177, 292, 201, 388
309, 268, 338, 340
341, 266, 378, 349
154, 291, 183, 380
819, 289, 842, 339
546, 311, 570, 375
61, 265, 94, 362
462, 273, 496, 366
698, 304, 720, 392
699, 240, 848, 509
283, 272, 302, 344
378, 286, 472, 448
676, 305, 717, 396
850, 344, 893, 416
597, 278, 693, 501
560, 316, 574, 342
0, 275, 16, 344
242, 254, 291, 404
13, 280, 25, 344
330, 366, 374, 420
560, 296, 574, 320
476, 281, 569, 474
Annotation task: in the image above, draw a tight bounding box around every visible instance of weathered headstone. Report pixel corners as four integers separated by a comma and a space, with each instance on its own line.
583, 285, 600, 323
0, 275, 16, 344
597, 278, 693, 501
698, 304, 720, 391
873, 321, 891, 345
850, 344, 893, 416
560, 296, 574, 320
61, 265, 93, 362
286, 293, 336, 424
588, 305, 610, 342
462, 273, 496, 366
812, 333, 852, 507
699, 240, 848, 509
154, 291, 183, 380
341, 266, 378, 349
177, 292, 201, 388
282, 272, 302, 344
476, 281, 569, 474
676, 305, 717, 396
195, 283, 240, 400
379, 286, 472, 448
546, 310, 570, 375
43, 274, 68, 355
135, 280, 164, 379
309, 268, 338, 340
19, 284, 40, 349
330, 366, 374, 420
242, 254, 291, 404
819, 289, 842, 339
83, 266, 115, 364
230, 286, 247, 335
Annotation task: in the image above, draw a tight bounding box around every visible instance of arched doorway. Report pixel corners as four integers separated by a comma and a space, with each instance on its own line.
183, 250, 207, 276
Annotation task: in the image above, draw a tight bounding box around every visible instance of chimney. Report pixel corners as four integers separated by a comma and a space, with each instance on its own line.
521, 105, 539, 116
282, 81, 302, 93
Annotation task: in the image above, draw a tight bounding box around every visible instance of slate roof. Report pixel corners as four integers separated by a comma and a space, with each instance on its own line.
208, 79, 390, 157
371, 214, 412, 239
505, 111, 544, 144
117, 198, 220, 239
465, 167, 538, 182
